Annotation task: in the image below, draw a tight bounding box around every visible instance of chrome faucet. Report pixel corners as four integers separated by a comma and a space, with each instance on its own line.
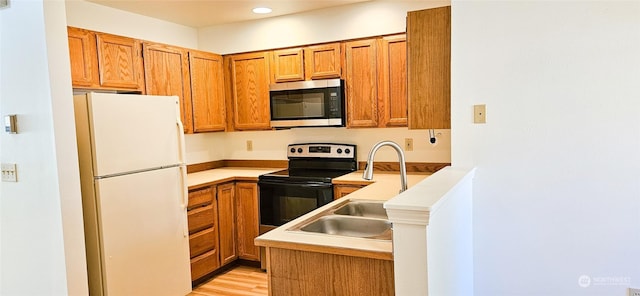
362, 141, 408, 193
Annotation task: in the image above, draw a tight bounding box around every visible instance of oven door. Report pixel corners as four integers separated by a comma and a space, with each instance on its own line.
258, 179, 333, 228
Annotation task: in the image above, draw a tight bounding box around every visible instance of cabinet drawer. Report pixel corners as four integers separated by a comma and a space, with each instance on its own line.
189, 228, 216, 258
188, 187, 213, 209
190, 249, 220, 281
188, 205, 215, 234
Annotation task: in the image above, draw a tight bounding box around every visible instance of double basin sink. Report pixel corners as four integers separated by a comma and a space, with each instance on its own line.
289, 199, 392, 240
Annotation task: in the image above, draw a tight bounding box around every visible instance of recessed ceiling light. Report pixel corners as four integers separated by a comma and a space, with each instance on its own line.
252, 7, 272, 14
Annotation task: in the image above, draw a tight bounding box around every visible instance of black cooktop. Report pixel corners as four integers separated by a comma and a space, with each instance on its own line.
259, 168, 353, 183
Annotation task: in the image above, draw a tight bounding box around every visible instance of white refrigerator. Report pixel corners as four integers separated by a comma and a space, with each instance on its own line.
74, 92, 192, 296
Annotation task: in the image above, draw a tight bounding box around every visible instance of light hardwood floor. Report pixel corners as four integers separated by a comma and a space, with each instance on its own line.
189, 265, 268, 296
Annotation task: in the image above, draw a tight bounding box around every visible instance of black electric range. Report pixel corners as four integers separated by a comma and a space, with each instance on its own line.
258, 143, 357, 229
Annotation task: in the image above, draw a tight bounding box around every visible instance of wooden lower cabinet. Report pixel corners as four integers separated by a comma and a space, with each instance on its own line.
333, 184, 366, 200
187, 181, 260, 282
187, 187, 218, 282
268, 248, 394, 296
216, 182, 237, 265
190, 250, 219, 282
235, 182, 261, 261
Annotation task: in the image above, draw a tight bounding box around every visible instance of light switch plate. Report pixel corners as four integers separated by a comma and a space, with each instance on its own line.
1, 163, 17, 182
474, 104, 486, 124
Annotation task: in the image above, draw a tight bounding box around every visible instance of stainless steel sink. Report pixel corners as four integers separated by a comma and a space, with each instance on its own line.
299, 215, 392, 240
333, 200, 388, 219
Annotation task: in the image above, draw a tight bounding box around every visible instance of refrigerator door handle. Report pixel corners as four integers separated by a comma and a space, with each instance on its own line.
175, 98, 189, 237
179, 164, 189, 237
175, 100, 187, 165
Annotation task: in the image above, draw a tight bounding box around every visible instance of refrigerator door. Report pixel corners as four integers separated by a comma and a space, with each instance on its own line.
93, 166, 191, 296
85, 93, 184, 177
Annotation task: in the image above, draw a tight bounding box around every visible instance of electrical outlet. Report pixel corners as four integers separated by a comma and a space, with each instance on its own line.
629, 288, 640, 296
1, 163, 17, 182
404, 138, 413, 151
474, 104, 486, 124
246, 140, 253, 151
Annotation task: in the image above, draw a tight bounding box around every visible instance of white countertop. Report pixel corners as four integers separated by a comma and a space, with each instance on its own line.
187, 167, 283, 189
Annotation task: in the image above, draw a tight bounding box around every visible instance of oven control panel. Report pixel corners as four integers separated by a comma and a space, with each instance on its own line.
287, 143, 356, 159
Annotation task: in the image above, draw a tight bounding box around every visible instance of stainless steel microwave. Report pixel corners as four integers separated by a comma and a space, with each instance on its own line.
269, 78, 345, 128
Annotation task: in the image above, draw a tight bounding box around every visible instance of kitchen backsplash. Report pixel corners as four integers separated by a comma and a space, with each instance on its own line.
184, 127, 451, 165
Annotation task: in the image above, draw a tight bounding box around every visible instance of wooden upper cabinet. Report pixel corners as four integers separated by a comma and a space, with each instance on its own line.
344, 39, 379, 128
227, 52, 272, 131
189, 50, 226, 133
67, 27, 100, 88
304, 43, 342, 80
272, 48, 304, 83
96, 33, 144, 91
143, 42, 193, 134
407, 6, 451, 129
378, 35, 408, 127
235, 182, 260, 261
67, 27, 143, 91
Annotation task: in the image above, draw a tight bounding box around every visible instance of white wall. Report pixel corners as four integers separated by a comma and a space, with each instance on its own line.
185, 127, 451, 165
198, 0, 450, 54
0, 0, 87, 294
452, 1, 640, 295
65, 0, 198, 49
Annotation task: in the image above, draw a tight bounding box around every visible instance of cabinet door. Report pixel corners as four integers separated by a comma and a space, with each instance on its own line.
189, 50, 226, 132
216, 182, 237, 266
407, 6, 451, 129
235, 182, 260, 261
344, 39, 379, 128
67, 27, 99, 88
143, 43, 193, 134
379, 35, 408, 127
304, 43, 342, 80
272, 48, 304, 83
95, 33, 144, 90
333, 185, 365, 200
228, 52, 272, 131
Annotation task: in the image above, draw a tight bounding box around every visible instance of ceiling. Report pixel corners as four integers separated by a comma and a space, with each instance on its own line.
86, 0, 372, 28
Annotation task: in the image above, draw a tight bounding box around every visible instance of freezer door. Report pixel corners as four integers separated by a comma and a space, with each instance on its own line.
85, 93, 184, 177
92, 166, 191, 296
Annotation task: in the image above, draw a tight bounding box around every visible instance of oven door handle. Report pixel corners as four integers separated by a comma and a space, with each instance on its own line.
258, 179, 333, 188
